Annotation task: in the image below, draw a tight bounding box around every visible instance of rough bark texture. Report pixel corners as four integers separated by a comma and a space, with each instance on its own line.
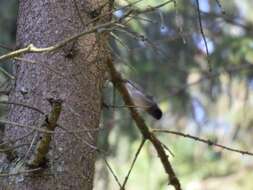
1, 0, 110, 189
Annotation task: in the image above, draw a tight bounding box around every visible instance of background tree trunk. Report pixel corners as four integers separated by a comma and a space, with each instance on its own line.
1, 0, 110, 189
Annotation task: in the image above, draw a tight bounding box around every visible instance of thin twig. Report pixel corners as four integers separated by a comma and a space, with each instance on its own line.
153, 129, 253, 156
0, 67, 14, 80
58, 125, 99, 150
22, 132, 39, 161
168, 63, 253, 96
195, 0, 211, 71
215, 0, 225, 14
121, 139, 146, 190
160, 141, 175, 157
0, 120, 59, 134
0, 1, 175, 63
0, 90, 10, 95
0, 131, 35, 146
128, 0, 174, 16
0, 168, 41, 177
0, 21, 116, 62
110, 32, 130, 50
72, 0, 86, 27
14, 57, 81, 90
0, 143, 30, 153
0, 43, 13, 51
0, 100, 45, 115
103, 156, 123, 188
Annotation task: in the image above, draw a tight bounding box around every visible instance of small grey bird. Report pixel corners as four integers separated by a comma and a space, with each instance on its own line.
124, 81, 162, 120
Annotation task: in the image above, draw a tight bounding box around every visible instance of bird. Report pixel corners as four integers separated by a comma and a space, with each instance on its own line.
124, 80, 162, 120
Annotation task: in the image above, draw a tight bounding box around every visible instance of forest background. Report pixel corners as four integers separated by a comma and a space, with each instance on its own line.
1, 0, 253, 189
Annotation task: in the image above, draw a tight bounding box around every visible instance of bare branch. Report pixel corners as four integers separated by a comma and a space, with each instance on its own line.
106, 57, 182, 190
0, 1, 175, 63
0, 21, 116, 62
153, 129, 253, 156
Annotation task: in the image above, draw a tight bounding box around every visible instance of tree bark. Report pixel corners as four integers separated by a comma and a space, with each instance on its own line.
1, 0, 110, 189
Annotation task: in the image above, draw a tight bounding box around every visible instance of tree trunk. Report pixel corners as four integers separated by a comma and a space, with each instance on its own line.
1, 0, 110, 189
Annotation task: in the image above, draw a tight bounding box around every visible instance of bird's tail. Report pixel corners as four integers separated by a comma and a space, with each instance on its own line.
146, 104, 163, 120
125, 81, 163, 120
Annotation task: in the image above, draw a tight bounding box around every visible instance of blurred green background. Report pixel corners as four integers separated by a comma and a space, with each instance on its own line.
1, 0, 253, 190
